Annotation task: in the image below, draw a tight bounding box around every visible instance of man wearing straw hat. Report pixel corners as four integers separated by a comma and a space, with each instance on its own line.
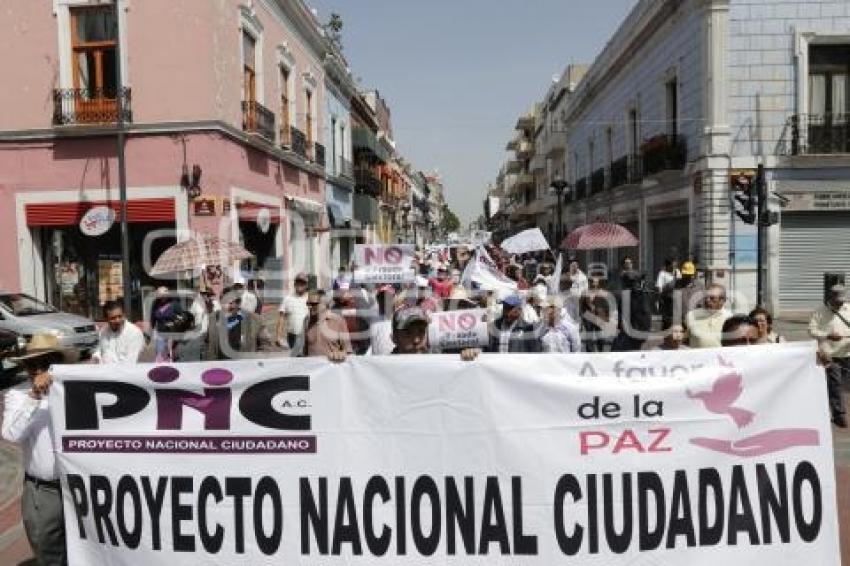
1, 333, 67, 565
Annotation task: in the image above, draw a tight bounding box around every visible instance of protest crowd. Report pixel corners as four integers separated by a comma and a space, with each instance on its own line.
2, 232, 849, 565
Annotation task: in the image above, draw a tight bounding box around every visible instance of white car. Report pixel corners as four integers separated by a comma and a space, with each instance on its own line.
0, 292, 98, 361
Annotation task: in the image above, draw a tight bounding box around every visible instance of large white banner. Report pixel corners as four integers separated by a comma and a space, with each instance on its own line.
49, 343, 840, 565
352, 244, 416, 284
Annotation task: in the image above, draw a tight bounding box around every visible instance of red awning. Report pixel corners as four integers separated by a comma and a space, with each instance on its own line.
236, 201, 281, 224
25, 198, 176, 226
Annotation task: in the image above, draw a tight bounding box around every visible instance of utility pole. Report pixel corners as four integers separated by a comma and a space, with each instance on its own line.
756, 163, 767, 308
114, 9, 132, 318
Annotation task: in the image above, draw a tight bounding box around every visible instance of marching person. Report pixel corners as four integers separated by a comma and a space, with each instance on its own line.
150, 286, 183, 362
654, 324, 689, 351
205, 287, 271, 360
720, 314, 759, 347
91, 301, 145, 364
686, 283, 731, 348
655, 258, 680, 329
749, 307, 785, 344
2, 334, 67, 566
275, 272, 310, 353
302, 289, 352, 361
809, 284, 850, 428
486, 295, 542, 353
541, 301, 582, 353
568, 259, 589, 297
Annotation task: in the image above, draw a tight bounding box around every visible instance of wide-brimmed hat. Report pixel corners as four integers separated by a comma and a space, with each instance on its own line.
11, 333, 63, 364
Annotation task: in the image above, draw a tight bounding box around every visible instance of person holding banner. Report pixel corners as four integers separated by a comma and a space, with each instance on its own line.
390, 306, 480, 360
486, 295, 542, 353
541, 301, 582, 353
2, 334, 67, 566
302, 289, 352, 362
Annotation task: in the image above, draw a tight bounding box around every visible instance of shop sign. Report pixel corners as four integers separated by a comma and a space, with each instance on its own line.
785, 191, 850, 211
79, 206, 115, 237
193, 198, 217, 217
257, 207, 271, 234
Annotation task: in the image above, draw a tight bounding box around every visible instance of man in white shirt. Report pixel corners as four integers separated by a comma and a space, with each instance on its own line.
275, 272, 310, 353
2, 334, 67, 565
91, 301, 145, 364
568, 259, 589, 297
686, 284, 731, 348
809, 284, 850, 428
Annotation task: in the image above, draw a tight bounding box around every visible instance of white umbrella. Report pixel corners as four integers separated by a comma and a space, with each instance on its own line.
500, 228, 550, 255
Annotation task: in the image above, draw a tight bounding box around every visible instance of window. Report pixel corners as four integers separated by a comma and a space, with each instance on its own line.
807, 44, 850, 153
69, 4, 118, 121
330, 117, 337, 173
629, 109, 639, 154
305, 89, 314, 158
280, 67, 291, 145
243, 32, 257, 103
665, 79, 678, 136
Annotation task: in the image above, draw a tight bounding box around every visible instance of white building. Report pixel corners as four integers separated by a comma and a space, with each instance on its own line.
518, 0, 850, 314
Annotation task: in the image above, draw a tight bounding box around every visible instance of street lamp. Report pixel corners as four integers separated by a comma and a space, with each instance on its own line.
550, 178, 570, 245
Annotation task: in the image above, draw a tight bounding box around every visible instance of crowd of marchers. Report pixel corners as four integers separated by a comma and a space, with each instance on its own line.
2, 245, 849, 566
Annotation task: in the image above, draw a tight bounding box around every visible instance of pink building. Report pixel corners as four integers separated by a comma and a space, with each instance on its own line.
0, 0, 331, 319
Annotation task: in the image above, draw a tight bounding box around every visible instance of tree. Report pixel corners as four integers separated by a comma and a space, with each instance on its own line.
323, 13, 344, 51
440, 204, 461, 235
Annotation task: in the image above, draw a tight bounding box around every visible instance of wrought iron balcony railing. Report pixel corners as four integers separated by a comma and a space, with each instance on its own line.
314, 142, 326, 167
574, 177, 587, 200
610, 156, 629, 189
791, 114, 850, 155
591, 167, 606, 194
641, 134, 687, 176
290, 126, 308, 159
241, 100, 275, 142
355, 167, 382, 197
335, 156, 354, 179
53, 88, 132, 125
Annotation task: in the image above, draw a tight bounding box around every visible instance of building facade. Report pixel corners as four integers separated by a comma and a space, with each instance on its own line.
491, 0, 850, 314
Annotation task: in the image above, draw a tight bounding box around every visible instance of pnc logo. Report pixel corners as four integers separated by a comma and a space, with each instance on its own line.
64, 367, 311, 432
363, 246, 405, 266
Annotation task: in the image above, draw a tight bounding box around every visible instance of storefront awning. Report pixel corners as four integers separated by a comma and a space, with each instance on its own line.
286, 195, 324, 216
236, 201, 281, 224
25, 198, 175, 226
327, 203, 351, 227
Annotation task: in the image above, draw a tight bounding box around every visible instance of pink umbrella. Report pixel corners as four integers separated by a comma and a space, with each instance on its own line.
561, 222, 639, 250
150, 233, 254, 275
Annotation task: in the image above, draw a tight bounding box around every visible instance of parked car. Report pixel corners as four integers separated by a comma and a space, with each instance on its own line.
0, 327, 27, 377
0, 292, 98, 362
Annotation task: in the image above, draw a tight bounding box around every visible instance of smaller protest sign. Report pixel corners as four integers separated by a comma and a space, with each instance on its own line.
428, 308, 488, 350
353, 244, 416, 284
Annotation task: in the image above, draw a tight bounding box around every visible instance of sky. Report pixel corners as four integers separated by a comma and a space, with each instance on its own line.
308, 0, 637, 224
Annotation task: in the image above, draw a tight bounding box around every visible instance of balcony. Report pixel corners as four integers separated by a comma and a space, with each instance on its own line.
353, 126, 390, 163
515, 173, 535, 191
53, 88, 132, 125
591, 167, 606, 194
517, 140, 534, 159
516, 113, 535, 131
610, 156, 629, 189
506, 138, 520, 151
505, 159, 523, 174
290, 126, 308, 159
354, 167, 382, 197
314, 142, 326, 167
335, 156, 354, 179
575, 177, 587, 200
791, 114, 850, 155
641, 134, 687, 176
242, 100, 276, 143
544, 133, 566, 158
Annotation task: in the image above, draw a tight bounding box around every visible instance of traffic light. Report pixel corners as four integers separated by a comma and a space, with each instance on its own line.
755, 164, 778, 227
731, 170, 756, 225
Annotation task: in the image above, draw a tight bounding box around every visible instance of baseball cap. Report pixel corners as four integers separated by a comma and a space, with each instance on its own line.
392, 307, 429, 330
681, 261, 696, 276
501, 295, 523, 308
